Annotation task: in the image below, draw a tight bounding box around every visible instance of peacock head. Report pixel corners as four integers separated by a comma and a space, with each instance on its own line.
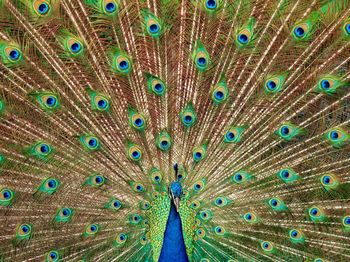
169, 163, 184, 212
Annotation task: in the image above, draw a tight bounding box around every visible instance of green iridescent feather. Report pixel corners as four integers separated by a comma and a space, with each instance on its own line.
148, 193, 171, 262
0, 41, 23, 67
179, 199, 196, 261
145, 73, 167, 96
156, 130, 172, 151
192, 40, 211, 72
109, 47, 133, 75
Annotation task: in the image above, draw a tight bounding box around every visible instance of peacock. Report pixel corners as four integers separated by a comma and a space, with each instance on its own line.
1, 0, 350, 261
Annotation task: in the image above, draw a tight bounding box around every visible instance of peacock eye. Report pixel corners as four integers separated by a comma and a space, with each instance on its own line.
282, 170, 289, 177
134, 118, 143, 127
46, 96, 56, 107
50, 252, 57, 259
330, 131, 339, 139
280, 126, 290, 135
9, 49, 20, 60
89, 138, 97, 147
133, 151, 140, 158
22, 225, 29, 232
214, 91, 224, 100
3, 190, 11, 199
344, 216, 350, 225
321, 79, 330, 90
226, 132, 235, 140
40, 144, 49, 153
322, 175, 330, 184
184, 115, 192, 123
154, 83, 163, 92
266, 80, 276, 90
97, 99, 107, 109
206, 0, 217, 9
61, 209, 68, 216
149, 23, 159, 33
294, 26, 305, 37
70, 42, 82, 53
132, 182, 145, 193
48, 179, 56, 188
38, 3, 49, 15
197, 57, 207, 66
238, 33, 248, 44
119, 60, 129, 70
95, 176, 103, 184
105, 2, 116, 13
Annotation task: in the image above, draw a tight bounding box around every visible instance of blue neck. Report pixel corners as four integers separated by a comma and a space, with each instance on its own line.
158, 203, 189, 262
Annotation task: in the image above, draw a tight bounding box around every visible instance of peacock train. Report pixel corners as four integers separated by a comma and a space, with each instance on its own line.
0, 0, 350, 261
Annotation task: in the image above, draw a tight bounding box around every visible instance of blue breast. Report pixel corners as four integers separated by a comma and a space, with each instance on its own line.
158, 203, 189, 262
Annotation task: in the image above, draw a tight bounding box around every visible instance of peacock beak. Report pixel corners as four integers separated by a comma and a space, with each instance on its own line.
174, 197, 180, 212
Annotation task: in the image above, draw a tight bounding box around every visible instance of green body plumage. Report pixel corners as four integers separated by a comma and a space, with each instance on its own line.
148, 193, 171, 261
179, 199, 196, 261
